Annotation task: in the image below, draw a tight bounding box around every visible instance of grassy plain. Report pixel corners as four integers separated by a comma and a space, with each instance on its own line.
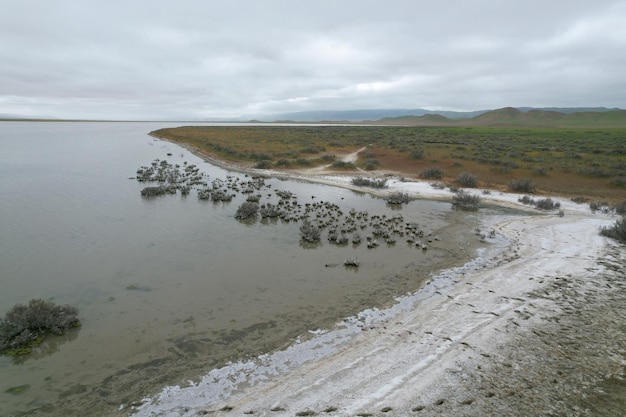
151, 125, 626, 203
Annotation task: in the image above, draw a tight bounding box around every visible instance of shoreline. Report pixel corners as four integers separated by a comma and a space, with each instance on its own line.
134, 138, 624, 416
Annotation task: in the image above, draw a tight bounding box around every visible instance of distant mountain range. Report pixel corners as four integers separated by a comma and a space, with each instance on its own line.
255, 107, 626, 127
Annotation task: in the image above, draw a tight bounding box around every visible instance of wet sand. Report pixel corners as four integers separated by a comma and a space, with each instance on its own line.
133, 149, 625, 416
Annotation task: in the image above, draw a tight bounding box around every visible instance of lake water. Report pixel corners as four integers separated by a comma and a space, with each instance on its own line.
0, 122, 485, 416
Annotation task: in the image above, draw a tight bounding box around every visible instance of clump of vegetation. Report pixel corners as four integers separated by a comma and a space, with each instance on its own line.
508, 178, 536, 193
600, 217, 626, 243
590, 200, 610, 213
518, 196, 561, 210
535, 198, 561, 210
420, 167, 443, 179
254, 160, 272, 169
386, 191, 411, 205
363, 159, 380, 171
351, 177, 388, 189
299, 219, 321, 242
260, 203, 281, 218
452, 190, 480, 210
455, 172, 478, 188
235, 201, 259, 219
331, 161, 356, 170
1, 299, 80, 355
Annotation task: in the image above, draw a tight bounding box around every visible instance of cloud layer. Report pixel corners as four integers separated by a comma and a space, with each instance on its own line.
1, 0, 625, 119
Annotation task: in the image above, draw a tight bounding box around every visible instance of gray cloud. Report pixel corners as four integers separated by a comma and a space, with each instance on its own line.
1, 0, 624, 119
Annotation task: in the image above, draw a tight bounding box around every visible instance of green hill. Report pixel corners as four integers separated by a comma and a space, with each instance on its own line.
375, 107, 626, 127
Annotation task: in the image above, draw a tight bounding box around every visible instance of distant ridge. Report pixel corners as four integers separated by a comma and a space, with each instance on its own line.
371, 107, 626, 128
253, 106, 622, 125
258, 108, 490, 122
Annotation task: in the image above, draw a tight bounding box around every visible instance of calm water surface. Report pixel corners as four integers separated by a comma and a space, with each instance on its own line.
0, 122, 483, 416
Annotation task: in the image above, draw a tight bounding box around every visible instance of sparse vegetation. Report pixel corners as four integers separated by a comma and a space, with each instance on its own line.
1, 299, 80, 355
152, 125, 626, 202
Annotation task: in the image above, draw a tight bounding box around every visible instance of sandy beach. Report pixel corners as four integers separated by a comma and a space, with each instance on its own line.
132, 147, 625, 417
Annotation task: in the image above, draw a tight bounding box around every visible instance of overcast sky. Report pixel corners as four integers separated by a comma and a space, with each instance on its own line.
1, 0, 625, 120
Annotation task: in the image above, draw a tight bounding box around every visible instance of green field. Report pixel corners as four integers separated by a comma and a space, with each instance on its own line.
152, 125, 626, 203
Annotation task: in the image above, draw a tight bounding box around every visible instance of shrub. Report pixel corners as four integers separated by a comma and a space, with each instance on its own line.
615, 200, 626, 215
386, 191, 411, 205
275, 159, 291, 167
518, 195, 536, 206
410, 149, 424, 159
590, 201, 610, 213
420, 167, 443, 179
299, 219, 321, 242
331, 161, 356, 170
508, 178, 536, 193
260, 203, 281, 218
455, 172, 478, 188
452, 190, 480, 210
351, 177, 388, 189
600, 217, 626, 243
1, 299, 80, 355
610, 176, 626, 187
235, 201, 258, 219
254, 160, 272, 169
535, 198, 561, 210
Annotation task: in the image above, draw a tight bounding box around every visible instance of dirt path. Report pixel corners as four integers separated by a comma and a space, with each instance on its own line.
303, 146, 367, 174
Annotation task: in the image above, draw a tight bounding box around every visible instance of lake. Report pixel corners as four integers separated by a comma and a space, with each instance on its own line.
0, 122, 485, 416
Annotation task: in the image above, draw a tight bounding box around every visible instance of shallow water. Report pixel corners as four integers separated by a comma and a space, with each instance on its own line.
0, 122, 488, 416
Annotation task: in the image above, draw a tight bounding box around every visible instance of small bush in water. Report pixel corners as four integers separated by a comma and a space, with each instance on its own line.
0, 299, 80, 355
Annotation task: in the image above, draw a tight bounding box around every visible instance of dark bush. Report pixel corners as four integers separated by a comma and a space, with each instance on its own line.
299, 219, 321, 242
1, 299, 80, 355
600, 217, 626, 243
410, 149, 424, 159
420, 167, 443, 179
508, 178, 536, 193
535, 198, 561, 210
452, 190, 480, 210
351, 177, 388, 189
235, 201, 259, 219
275, 159, 291, 167
386, 191, 411, 205
254, 160, 272, 169
260, 203, 281, 218
455, 172, 478, 188
331, 161, 356, 170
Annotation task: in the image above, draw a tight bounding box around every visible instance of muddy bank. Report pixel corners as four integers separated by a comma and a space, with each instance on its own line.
134, 212, 624, 417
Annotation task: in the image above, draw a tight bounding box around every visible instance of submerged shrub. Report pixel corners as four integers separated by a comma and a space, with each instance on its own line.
600, 217, 626, 243
299, 219, 321, 242
235, 201, 259, 219
455, 172, 478, 188
0, 299, 80, 355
